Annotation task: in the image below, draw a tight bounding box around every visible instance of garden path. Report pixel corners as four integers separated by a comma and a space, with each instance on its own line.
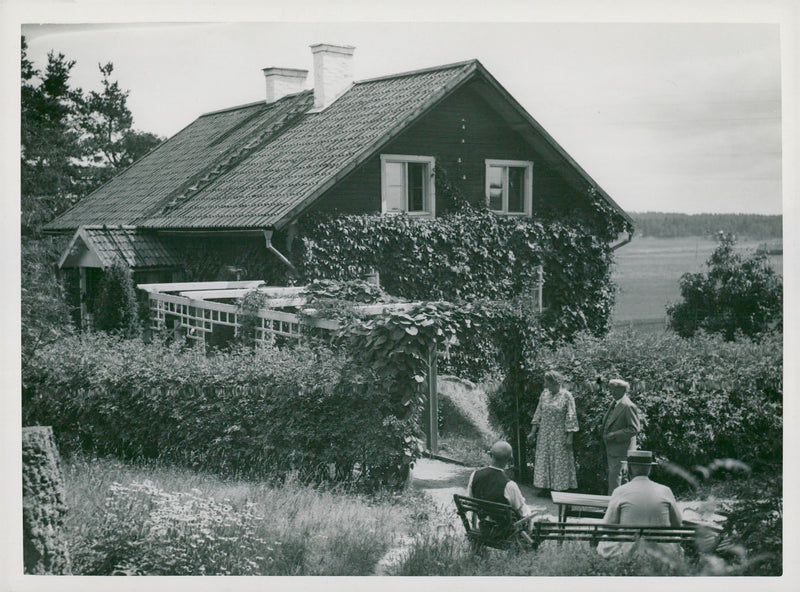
372, 458, 559, 575
411, 457, 558, 519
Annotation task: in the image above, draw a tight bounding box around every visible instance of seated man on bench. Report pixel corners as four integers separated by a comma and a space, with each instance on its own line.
466, 441, 529, 538
597, 450, 683, 559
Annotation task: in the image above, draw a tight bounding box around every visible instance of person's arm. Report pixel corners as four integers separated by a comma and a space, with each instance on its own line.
605, 405, 641, 443
564, 391, 579, 445
665, 488, 683, 527
601, 495, 621, 525
504, 481, 528, 516
527, 393, 545, 444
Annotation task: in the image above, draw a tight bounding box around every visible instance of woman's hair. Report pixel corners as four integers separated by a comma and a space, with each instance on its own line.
544, 370, 565, 388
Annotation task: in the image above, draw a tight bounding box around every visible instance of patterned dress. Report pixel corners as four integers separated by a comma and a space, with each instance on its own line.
531, 388, 579, 491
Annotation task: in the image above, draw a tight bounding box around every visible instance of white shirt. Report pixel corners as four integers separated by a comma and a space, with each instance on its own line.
466, 466, 528, 516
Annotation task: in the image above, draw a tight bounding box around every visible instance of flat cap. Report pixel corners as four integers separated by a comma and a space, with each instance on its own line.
609, 378, 630, 389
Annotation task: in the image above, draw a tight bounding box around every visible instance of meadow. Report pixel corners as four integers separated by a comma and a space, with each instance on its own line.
612, 236, 783, 323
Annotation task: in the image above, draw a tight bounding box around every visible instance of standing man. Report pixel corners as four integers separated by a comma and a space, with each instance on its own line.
602, 378, 642, 495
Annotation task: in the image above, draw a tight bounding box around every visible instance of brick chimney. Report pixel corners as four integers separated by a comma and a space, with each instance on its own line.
262, 67, 308, 103
310, 43, 355, 111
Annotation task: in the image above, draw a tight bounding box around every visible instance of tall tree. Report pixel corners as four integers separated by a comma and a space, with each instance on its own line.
80, 62, 163, 190
21, 37, 86, 235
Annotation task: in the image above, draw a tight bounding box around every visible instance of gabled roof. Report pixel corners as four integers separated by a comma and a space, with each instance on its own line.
45, 59, 631, 233
58, 226, 182, 269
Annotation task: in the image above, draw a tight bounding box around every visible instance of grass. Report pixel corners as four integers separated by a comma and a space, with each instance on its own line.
62, 453, 417, 575
436, 376, 499, 465
389, 536, 714, 576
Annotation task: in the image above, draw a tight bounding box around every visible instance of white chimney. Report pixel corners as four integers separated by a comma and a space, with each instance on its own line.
310, 43, 355, 111
262, 67, 308, 103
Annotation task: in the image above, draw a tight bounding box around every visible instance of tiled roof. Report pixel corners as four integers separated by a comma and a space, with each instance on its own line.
45, 61, 476, 232
45, 58, 630, 232
44, 92, 315, 231
72, 226, 182, 269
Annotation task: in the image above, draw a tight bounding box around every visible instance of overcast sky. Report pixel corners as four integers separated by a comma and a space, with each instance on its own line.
19, 20, 783, 215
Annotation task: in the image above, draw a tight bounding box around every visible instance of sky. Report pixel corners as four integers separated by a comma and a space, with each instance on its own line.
18, 20, 784, 215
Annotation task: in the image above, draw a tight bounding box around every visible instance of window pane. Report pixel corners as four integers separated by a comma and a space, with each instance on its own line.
385, 162, 405, 212
487, 166, 503, 210
508, 167, 525, 212
407, 162, 425, 212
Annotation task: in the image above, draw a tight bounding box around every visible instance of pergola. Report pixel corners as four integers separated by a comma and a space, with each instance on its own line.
138, 281, 442, 452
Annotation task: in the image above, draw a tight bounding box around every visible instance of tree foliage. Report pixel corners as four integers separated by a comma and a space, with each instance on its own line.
631, 212, 782, 240
21, 37, 85, 235
667, 236, 782, 340
20, 37, 163, 235
21, 237, 74, 362
80, 62, 162, 190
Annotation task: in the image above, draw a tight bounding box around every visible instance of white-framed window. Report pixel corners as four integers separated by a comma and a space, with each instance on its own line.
485, 159, 533, 215
380, 154, 436, 216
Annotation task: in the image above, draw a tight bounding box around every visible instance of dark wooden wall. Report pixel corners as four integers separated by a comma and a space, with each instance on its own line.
312, 82, 575, 215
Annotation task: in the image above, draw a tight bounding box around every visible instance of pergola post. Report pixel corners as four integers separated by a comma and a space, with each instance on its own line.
425, 345, 439, 454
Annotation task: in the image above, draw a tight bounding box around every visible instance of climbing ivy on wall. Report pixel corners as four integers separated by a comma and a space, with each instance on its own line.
295, 202, 624, 341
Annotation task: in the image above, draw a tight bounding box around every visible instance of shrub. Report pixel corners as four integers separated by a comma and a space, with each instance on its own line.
23, 334, 420, 489
93, 258, 140, 336
21, 236, 74, 361
667, 236, 782, 340
488, 330, 782, 493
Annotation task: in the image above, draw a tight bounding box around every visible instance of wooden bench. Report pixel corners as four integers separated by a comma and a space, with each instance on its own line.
453, 494, 538, 550
454, 494, 723, 553
530, 521, 700, 550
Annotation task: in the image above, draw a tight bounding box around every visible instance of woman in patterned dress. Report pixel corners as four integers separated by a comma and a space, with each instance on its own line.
527, 370, 579, 495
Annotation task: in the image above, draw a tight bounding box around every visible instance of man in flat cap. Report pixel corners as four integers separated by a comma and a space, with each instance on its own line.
602, 378, 642, 494
597, 450, 683, 559
466, 441, 529, 536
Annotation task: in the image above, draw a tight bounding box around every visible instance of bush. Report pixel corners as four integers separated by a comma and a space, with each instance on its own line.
22, 334, 421, 489
93, 258, 140, 336
488, 330, 782, 493
668, 236, 782, 340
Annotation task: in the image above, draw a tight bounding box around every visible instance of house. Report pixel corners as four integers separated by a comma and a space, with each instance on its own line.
46, 43, 632, 316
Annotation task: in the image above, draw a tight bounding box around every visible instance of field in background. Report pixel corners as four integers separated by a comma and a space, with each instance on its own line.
612, 236, 783, 324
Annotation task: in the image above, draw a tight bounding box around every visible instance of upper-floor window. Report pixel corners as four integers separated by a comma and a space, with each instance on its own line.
485, 159, 533, 215
381, 154, 436, 216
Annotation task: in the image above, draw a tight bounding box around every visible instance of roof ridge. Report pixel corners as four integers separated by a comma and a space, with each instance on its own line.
354, 59, 478, 85
200, 90, 313, 118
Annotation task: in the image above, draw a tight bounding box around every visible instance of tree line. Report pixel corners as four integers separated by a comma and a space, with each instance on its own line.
630, 212, 782, 240
21, 36, 164, 236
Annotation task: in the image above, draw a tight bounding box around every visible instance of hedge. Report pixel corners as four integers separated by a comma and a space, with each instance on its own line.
22, 334, 421, 489
488, 330, 782, 493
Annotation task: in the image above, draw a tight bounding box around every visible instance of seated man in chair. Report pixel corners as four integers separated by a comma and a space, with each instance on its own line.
466, 441, 529, 539
597, 450, 683, 559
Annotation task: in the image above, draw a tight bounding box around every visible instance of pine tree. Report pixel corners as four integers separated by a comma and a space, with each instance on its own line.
21, 36, 86, 235
80, 62, 163, 190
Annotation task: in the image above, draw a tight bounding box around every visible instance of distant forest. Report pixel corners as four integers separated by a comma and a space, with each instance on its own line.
630, 212, 782, 240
